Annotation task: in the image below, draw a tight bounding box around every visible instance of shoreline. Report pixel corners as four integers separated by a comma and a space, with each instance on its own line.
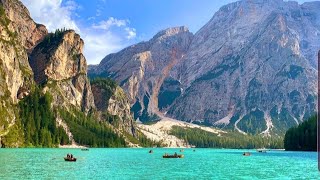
59, 144, 88, 149
0, 147, 316, 152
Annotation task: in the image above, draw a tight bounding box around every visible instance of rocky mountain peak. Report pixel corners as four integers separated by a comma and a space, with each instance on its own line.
61, 30, 85, 54
30, 30, 87, 84
152, 26, 191, 40
29, 29, 94, 113
0, 0, 44, 104
90, 0, 319, 135
0, 0, 47, 51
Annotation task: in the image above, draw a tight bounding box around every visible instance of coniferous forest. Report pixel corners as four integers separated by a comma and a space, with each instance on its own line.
17, 87, 128, 148
19, 88, 69, 147
59, 108, 127, 147
170, 126, 283, 149
284, 115, 317, 151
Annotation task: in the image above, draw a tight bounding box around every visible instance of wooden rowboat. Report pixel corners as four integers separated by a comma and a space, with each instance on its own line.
163, 154, 184, 158
64, 157, 77, 162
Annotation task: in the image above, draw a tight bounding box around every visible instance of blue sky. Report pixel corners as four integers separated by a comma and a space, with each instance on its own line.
21, 0, 314, 64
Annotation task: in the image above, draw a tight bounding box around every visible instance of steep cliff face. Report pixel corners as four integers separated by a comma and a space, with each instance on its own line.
90, 0, 319, 135
169, 0, 318, 134
90, 26, 193, 122
29, 30, 95, 113
0, 0, 46, 145
91, 79, 135, 136
0, 0, 47, 51
0, 0, 47, 103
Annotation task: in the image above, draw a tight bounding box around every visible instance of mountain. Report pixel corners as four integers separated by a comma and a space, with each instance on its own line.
29, 30, 95, 113
89, 26, 193, 122
0, 0, 47, 147
89, 0, 319, 135
0, 0, 140, 147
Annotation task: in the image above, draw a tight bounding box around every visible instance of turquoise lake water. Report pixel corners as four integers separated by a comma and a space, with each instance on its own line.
0, 148, 318, 179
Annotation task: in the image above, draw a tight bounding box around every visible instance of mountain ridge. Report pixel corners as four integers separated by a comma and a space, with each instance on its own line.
89, 0, 319, 135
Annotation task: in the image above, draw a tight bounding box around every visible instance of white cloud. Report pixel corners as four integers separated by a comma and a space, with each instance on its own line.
92, 18, 137, 40
92, 17, 127, 30
20, 0, 137, 65
84, 17, 137, 64
20, 0, 80, 32
82, 31, 123, 64
125, 27, 137, 39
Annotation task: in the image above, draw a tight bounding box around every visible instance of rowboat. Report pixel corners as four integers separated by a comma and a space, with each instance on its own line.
163, 154, 184, 158
257, 149, 267, 153
64, 157, 77, 162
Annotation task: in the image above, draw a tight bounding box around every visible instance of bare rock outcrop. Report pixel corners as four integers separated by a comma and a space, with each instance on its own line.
0, 0, 47, 145
29, 30, 95, 113
0, 0, 47, 51
90, 26, 193, 122
169, 0, 318, 135
91, 81, 135, 136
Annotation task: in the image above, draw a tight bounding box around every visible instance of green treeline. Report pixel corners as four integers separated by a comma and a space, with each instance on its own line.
38, 28, 70, 50
59, 109, 127, 147
284, 115, 317, 151
19, 88, 69, 147
136, 131, 161, 147
170, 126, 283, 149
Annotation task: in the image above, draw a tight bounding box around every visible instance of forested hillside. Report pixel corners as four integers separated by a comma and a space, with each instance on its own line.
284, 115, 317, 151
170, 126, 283, 149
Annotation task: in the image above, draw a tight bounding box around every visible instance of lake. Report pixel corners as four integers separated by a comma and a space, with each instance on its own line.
0, 148, 318, 179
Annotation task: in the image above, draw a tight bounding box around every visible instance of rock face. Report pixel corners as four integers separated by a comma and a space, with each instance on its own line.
0, 0, 47, 51
0, 0, 46, 103
169, 0, 319, 135
91, 81, 135, 136
90, 26, 193, 122
0, 0, 46, 142
29, 30, 95, 113
90, 0, 319, 135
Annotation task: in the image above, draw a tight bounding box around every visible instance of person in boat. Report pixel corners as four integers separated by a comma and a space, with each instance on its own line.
67, 154, 70, 158
71, 154, 73, 159
174, 152, 178, 157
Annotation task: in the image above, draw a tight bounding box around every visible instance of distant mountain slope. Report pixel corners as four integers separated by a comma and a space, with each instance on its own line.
90, 26, 193, 122
89, 0, 319, 135
169, 0, 319, 135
